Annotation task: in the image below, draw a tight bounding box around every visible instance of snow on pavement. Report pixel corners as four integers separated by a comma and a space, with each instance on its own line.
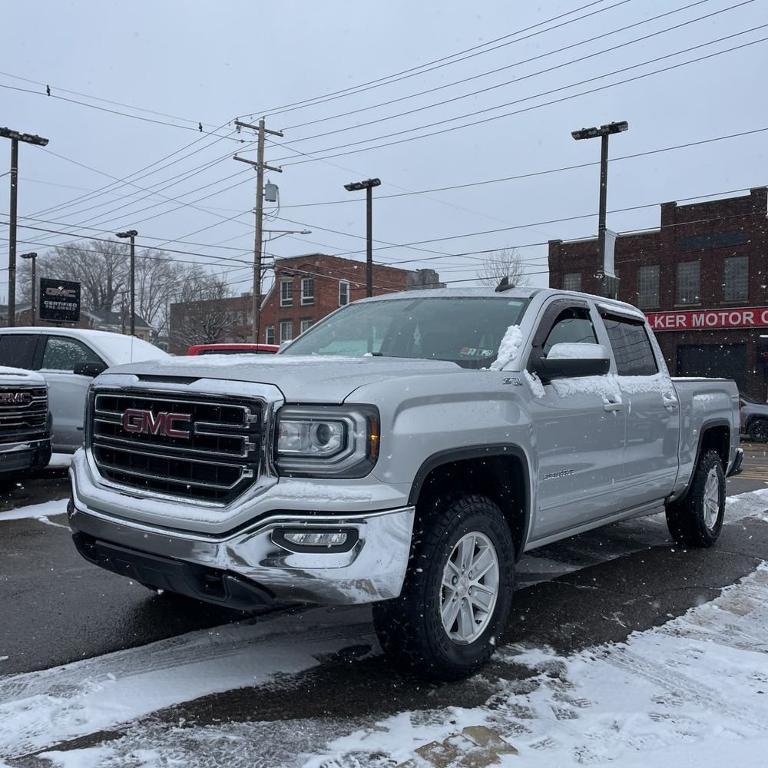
0, 497, 68, 522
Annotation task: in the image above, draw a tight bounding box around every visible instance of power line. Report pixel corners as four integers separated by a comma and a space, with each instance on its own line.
281, 0, 740, 138
0, 79, 238, 138
240, 0, 627, 119
274, 30, 768, 165
276, 126, 768, 209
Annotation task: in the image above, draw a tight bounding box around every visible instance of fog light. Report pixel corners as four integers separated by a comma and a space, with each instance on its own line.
272, 527, 359, 553
284, 531, 348, 547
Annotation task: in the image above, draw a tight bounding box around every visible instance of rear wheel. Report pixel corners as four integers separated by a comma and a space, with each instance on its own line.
373, 494, 515, 681
665, 449, 725, 547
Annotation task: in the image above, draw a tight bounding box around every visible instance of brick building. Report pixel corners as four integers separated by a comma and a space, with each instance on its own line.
548, 187, 768, 398
168, 253, 441, 353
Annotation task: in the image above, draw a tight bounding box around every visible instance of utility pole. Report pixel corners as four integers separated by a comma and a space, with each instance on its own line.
116, 230, 138, 335
234, 119, 283, 344
1, 127, 49, 326
571, 121, 628, 299
19, 252, 37, 325
344, 178, 381, 297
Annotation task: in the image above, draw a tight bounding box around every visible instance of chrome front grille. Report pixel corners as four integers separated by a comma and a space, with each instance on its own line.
90, 390, 264, 504
0, 386, 48, 444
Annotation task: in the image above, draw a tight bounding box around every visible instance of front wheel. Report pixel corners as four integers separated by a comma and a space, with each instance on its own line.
665, 449, 725, 548
373, 494, 515, 681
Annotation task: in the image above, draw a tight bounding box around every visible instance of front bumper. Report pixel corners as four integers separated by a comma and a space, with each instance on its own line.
0, 437, 51, 475
67, 497, 415, 607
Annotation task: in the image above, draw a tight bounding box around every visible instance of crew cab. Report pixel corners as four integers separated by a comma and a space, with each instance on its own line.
68, 287, 740, 679
0, 366, 51, 477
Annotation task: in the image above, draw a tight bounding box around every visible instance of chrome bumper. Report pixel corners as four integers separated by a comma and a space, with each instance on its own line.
68, 498, 415, 606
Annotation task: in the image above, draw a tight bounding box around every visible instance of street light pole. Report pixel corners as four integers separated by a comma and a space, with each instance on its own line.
1, 127, 49, 326
19, 252, 37, 325
116, 230, 138, 336
344, 178, 381, 297
571, 121, 628, 299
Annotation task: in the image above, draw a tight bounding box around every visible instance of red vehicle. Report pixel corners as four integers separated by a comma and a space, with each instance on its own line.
186, 343, 280, 356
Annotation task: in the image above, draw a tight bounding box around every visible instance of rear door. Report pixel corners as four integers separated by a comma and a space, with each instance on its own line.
38, 335, 105, 452
527, 298, 627, 541
599, 311, 680, 505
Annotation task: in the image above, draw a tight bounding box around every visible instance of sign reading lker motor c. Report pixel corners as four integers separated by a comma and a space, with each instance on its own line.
646, 307, 768, 332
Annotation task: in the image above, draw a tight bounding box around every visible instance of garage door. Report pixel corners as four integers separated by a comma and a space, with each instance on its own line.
676, 343, 746, 391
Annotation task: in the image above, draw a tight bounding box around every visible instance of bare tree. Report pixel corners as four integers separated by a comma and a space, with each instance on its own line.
476, 248, 527, 288
134, 250, 184, 337
17, 239, 128, 311
169, 269, 234, 349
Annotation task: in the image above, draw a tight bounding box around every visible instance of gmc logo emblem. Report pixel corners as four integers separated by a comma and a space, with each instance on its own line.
121, 408, 191, 439
0, 391, 32, 404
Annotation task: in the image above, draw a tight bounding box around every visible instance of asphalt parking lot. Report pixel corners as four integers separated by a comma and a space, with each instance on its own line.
2, 444, 768, 765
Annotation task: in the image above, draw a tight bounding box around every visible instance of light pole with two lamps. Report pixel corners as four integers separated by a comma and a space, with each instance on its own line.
115, 230, 138, 336
344, 178, 380, 297
19, 251, 37, 325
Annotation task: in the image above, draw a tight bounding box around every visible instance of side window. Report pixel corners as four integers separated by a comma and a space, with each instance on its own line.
602, 315, 658, 376
0, 335, 38, 369
41, 337, 102, 372
542, 307, 597, 356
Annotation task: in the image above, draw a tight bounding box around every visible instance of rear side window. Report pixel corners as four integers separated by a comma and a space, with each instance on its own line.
602, 315, 658, 376
41, 337, 103, 372
0, 334, 38, 369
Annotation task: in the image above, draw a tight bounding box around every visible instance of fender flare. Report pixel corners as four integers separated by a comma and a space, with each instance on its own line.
408, 444, 532, 555
675, 418, 732, 502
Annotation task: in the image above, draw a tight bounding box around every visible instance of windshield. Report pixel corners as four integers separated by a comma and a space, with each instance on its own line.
281, 296, 528, 368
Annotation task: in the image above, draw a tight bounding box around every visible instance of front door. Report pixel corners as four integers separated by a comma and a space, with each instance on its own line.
527, 300, 627, 542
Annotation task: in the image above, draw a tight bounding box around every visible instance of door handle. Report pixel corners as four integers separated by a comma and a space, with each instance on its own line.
663, 397, 679, 411
603, 401, 624, 412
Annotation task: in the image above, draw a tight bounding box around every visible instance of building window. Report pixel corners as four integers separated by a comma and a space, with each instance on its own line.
300, 277, 314, 306
280, 279, 293, 307
637, 265, 660, 309
562, 272, 581, 291
724, 255, 748, 302
676, 261, 700, 306
339, 280, 350, 306
265, 325, 275, 345
300, 318, 313, 334
279, 320, 293, 343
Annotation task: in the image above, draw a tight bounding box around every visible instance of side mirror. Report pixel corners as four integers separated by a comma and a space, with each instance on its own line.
534, 342, 610, 383
73, 361, 107, 378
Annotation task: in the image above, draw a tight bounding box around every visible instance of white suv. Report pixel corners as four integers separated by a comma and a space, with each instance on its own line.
0, 328, 165, 452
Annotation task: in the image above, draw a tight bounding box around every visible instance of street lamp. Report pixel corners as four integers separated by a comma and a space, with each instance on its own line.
115, 229, 138, 336
571, 121, 628, 299
1, 127, 49, 326
344, 178, 381, 297
19, 252, 37, 326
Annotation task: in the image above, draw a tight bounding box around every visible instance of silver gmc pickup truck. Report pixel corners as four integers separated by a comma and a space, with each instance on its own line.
68, 287, 741, 679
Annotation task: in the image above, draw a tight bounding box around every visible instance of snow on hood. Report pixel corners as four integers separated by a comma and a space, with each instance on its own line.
0, 366, 45, 386
105, 355, 462, 403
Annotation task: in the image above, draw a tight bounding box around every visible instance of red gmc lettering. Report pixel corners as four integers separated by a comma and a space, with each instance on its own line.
121, 409, 191, 439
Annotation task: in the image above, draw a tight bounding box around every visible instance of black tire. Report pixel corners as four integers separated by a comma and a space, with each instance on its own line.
665, 449, 725, 548
749, 419, 768, 442
373, 494, 515, 681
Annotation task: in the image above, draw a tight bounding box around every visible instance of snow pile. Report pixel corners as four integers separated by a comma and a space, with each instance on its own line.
552, 372, 623, 404
490, 325, 523, 370
0, 498, 67, 522
308, 564, 768, 767
523, 369, 545, 398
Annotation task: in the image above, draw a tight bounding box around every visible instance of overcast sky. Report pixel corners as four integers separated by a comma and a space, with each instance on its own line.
1, 0, 766, 302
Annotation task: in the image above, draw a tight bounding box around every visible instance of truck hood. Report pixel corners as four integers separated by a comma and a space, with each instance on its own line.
105, 355, 462, 403
0, 365, 45, 387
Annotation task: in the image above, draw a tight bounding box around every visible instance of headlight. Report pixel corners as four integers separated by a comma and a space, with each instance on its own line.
275, 405, 379, 477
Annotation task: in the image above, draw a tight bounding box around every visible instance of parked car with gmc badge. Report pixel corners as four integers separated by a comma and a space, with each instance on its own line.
67, 287, 741, 680
0, 366, 51, 477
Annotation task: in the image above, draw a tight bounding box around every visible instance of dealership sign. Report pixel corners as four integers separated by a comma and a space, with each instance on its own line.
39, 278, 81, 322
646, 306, 768, 332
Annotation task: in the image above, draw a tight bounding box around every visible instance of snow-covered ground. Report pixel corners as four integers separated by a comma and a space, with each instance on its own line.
2, 489, 768, 766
